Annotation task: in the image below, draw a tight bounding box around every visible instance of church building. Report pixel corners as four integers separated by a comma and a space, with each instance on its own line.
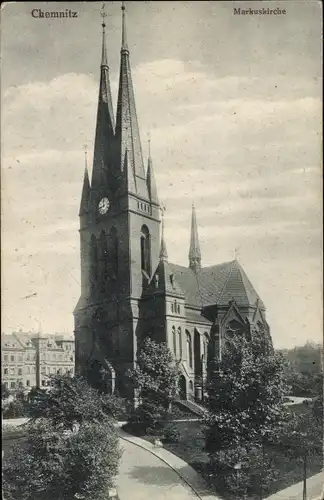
74, 5, 272, 402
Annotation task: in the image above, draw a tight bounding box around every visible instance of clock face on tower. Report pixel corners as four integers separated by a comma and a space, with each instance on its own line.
98, 197, 110, 215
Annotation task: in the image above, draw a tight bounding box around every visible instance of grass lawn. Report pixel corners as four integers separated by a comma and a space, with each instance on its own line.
126, 403, 323, 500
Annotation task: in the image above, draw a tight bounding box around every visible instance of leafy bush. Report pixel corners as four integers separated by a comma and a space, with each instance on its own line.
27, 374, 126, 429
207, 443, 278, 499
126, 338, 180, 410
1, 383, 10, 400
2, 400, 26, 419
163, 424, 181, 443
3, 417, 122, 500
126, 401, 166, 436
3, 376, 123, 500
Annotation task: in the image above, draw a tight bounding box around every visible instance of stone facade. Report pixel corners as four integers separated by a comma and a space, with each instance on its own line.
1, 332, 75, 392
74, 8, 272, 402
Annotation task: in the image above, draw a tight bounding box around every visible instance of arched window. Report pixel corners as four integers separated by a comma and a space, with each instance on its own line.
178, 327, 182, 359
189, 380, 193, 392
172, 326, 176, 356
186, 331, 193, 368
203, 333, 209, 362
140, 225, 151, 276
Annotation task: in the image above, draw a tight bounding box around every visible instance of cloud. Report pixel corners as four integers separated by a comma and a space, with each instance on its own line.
2, 74, 98, 155
1, 57, 322, 348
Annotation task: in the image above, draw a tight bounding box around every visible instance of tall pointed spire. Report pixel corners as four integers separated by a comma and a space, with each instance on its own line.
79, 146, 90, 216
159, 208, 168, 262
115, 1, 148, 198
189, 203, 202, 272
146, 134, 159, 205
90, 5, 115, 193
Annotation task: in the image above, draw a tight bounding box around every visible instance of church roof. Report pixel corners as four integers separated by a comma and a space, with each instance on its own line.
168, 259, 265, 309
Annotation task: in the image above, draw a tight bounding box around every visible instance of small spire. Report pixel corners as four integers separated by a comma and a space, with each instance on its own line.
101, 4, 108, 67
90, 4, 115, 193
84, 144, 88, 170
159, 205, 168, 262
121, 1, 128, 52
79, 145, 91, 216
189, 202, 202, 272
148, 131, 151, 158
146, 132, 159, 204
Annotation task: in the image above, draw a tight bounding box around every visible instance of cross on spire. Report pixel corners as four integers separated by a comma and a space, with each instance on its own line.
121, 1, 128, 51
100, 3, 107, 27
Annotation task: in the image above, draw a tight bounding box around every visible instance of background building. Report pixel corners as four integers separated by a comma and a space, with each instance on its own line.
74, 6, 272, 402
1, 331, 75, 392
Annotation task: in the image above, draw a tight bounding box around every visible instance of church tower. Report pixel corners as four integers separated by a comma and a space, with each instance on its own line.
74, 5, 160, 397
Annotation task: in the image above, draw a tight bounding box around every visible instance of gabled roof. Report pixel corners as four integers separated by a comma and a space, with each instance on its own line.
148, 260, 185, 298
168, 259, 265, 310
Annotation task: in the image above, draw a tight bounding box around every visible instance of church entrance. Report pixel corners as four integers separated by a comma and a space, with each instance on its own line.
178, 375, 187, 400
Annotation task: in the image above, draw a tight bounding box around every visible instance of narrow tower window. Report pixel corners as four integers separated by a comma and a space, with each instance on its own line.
172, 326, 177, 357
178, 327, 182, 359
203, 333, 209, 364
186, 331, 193, 368
140, 225, 151, 276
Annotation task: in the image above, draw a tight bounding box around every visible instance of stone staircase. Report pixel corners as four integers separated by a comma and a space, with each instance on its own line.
174, 398, 209, 418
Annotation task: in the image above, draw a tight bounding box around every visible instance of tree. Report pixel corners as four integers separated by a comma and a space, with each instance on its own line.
127, 337, 180, 410
3, 376, 123, 500
206, 335, 289, 451
2, 389, 28, 419
27, 374, 125, 430
205, 334, 289, 497
1, 383, 10, 400
279, 342, 322, 397
3, 418, 122, 500
126, 338, 180, 434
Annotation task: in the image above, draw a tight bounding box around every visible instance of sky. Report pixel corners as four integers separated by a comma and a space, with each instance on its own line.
1, 1, 322, 348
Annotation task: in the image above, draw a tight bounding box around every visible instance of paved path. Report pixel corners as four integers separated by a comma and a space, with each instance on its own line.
118, 429, 221, 500
265, 471, 323, 500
